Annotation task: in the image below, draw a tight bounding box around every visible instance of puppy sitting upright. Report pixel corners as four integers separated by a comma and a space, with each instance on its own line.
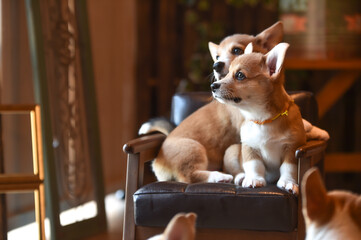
211, 42, 305, 195
208, 22, 329, 142
152, 23, 286, 184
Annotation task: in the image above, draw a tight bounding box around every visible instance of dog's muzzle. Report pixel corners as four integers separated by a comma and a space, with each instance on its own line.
210, 82, 220, 92
210, 82, 242, 103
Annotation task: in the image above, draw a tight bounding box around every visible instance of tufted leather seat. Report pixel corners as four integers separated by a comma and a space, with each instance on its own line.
123, 91, 327, 240
134, 182, 297, 231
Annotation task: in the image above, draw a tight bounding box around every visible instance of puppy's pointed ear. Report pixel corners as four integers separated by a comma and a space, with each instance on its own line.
185, 212, 197, 226
164, 213, 197, 240
208, 42, 219, 62
244, 43, 253, 54
264, 42, 289, 79
255, 21, 283, 52
302, 168, 328, 221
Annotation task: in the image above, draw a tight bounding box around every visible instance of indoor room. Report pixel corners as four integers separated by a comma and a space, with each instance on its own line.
0, 0, 360, 239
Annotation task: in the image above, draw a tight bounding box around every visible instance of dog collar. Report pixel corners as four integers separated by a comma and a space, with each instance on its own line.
252, 100, 294, 125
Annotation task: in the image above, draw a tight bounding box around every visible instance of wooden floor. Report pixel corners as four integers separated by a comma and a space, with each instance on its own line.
86, 193, 125, 240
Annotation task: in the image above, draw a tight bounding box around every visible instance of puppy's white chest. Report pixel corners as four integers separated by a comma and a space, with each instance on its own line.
241, 122, 285, 166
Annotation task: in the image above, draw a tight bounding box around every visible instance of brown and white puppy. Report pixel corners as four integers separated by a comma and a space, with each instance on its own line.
152, 24, 283, 183
140, 22, 283, 137
302, 168, 361, 240
209, 22, 283, 81
148, 213, 197, 240
208, 22, 329, 142
212, 43, 305, 194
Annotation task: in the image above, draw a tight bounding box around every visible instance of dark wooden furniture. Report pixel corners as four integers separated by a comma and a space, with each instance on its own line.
123, 92, 327, 240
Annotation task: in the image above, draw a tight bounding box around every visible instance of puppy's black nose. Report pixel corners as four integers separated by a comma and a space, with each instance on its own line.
213, 61, 225, 73
211, 82, 220, 92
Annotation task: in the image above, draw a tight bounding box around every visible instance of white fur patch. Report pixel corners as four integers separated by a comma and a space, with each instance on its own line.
138, 122, 153, 135
207, 171, 233, 183
234, 172, 245, 185
277, 162, 299, 195
212, 42, 235, 80
138, 119, 174, 135
148, 235, 162, 240
244, 42, 253, 54
242, 160, 266, 188
306, 207, 361, 240
241, 121, 288, 182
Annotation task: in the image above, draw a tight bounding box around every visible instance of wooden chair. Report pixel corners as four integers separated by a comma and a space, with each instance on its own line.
123, 91, 327, 240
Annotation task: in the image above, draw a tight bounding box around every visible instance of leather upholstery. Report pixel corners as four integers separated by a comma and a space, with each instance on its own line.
134, 91, 318, 233
134, 182, 297, 232
170, 92, 213, 126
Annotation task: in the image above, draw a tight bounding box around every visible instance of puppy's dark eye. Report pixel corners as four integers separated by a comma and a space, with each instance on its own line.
216, 55, 219, 60
235, 71, 246, 81
231, 47, 243, 55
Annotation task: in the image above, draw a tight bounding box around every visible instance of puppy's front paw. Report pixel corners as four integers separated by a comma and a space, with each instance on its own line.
207, 171, 234, 183
277, 179, 299, 195
242, 175, 266, 188
234, 173, 245, 185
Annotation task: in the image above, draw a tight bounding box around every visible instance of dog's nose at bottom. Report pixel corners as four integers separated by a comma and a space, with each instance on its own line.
211, 82, 220, 92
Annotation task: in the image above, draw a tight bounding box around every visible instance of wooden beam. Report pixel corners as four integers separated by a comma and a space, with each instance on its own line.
285, 59, 361, 70
316, 70, 360, 118
325, 153, 361, 172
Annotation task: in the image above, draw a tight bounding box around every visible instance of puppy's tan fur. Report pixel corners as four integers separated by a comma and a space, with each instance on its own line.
209, 22, 284, 80
148, 213, 197, 240
153, 23, 283, 183
209, 21, 329, 142
212, 43, 305, 194
302, 168, 361, 239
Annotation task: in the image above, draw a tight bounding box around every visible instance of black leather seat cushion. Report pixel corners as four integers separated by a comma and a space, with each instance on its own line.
134, 182, 298, 232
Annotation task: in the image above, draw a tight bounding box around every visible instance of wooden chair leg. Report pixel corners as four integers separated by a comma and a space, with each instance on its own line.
123, 153, 140, 240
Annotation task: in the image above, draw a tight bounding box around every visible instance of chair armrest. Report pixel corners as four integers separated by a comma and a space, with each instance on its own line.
295, 140, 327, 159
123, 133, 166, 154
123, 133, 166, 239
296, 140, 327, 185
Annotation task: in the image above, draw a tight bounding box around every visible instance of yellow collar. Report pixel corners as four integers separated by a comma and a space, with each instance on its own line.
252, 100, 293, 125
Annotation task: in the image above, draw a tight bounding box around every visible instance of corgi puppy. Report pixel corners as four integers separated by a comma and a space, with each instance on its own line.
139, 22, 283, 136
209, 22, 283, 81
140, 21, 329, 142
302, 168, 361, 239
211, 42, 305, 195
152, 24, 284, 183
209, 23, 329, 142
148, 213, 197, 240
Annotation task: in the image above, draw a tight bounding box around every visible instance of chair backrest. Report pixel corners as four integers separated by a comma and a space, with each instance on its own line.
170, 91, 319, 126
